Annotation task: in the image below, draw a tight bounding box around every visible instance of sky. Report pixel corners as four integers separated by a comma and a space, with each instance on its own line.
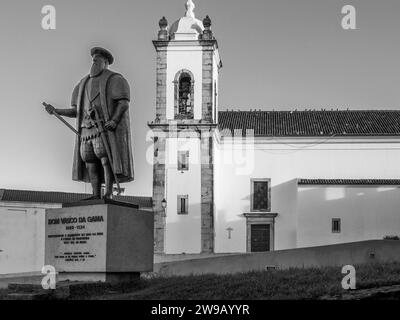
0, 0, 399, 196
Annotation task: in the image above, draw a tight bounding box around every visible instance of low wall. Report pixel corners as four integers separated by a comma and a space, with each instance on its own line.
154, 253, 240, 263
154, 240, 400, 276
0, 206, 46, 275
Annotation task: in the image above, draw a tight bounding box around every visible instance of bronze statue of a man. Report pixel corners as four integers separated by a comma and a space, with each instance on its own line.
45, 47, 134, 199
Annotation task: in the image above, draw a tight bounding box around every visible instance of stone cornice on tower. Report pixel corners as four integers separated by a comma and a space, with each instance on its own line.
152, 40, 222, 70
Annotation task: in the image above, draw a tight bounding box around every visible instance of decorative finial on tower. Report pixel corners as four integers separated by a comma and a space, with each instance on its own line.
185, 0, 195, 18
202, 15, 213, 40
203, 15, 212, 29
159, 16, 168, 30
158, 16, 169, 40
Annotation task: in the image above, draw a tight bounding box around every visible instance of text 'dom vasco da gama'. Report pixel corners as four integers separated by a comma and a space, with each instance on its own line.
46, 214, 106, 264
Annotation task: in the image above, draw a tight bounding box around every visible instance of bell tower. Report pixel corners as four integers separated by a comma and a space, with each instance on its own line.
149, 0, 222, 254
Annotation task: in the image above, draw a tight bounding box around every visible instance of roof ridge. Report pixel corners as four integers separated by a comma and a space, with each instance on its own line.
219, 109, 400, 113
298, 178, 400, 185
0, 189, 153, 208
218, 110, 400, 137
0, 189, 152, 201
1, 188, 85, 196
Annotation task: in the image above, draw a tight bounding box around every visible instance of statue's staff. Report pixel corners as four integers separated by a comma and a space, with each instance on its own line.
42, 102, 81, 136
42, 101, 122, 195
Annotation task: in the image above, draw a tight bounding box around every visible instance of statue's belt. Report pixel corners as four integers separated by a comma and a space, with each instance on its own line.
81, 133, 101, 142
80, 127, 101, 142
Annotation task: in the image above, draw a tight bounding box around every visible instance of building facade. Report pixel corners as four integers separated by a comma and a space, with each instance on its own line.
150, 1, 400, 255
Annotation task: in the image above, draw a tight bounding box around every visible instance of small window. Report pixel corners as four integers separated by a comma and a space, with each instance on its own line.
178, 151, 189, 171
177, 195, 189, 215
332, 218, 341, 233
251, 179, 271, 212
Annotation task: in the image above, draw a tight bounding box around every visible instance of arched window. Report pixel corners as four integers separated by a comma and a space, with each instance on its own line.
174, 70, 194, 119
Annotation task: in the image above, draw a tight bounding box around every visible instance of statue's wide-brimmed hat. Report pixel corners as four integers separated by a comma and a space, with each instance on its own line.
90, 47, 114, 65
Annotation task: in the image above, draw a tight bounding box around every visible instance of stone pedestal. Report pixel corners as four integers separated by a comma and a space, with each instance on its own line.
45, 200, 154, 283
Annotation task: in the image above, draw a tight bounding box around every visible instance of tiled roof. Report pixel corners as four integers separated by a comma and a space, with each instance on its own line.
0, 189, 153, 208
218, 110, 400, 137
298, 179, 400, 186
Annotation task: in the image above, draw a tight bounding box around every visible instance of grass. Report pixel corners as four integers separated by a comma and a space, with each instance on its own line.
2, 262, 400, 300
92, 261, 400, 300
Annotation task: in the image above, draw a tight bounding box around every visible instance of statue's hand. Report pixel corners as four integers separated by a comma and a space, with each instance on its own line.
45, 104, 55, 115
105, 120, 117, 131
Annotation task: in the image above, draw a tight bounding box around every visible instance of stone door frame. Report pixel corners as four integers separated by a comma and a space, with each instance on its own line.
244, 213, 278, 252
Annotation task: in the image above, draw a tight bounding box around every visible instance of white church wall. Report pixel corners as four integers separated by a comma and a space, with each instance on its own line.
297, 186, 400, 248
214, 149, 298, 252
214, 137, 400, 252
166, 47, 203, 120
214, 141, 250, 253
164, 137, 202, 254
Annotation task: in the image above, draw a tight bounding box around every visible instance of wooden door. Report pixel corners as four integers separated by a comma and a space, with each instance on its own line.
251, 224, 270, 252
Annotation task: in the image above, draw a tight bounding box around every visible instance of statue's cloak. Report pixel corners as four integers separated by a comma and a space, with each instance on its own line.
71, 69, 134, 184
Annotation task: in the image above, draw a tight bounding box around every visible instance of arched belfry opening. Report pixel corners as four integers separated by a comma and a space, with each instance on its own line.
174, 70, 194, 119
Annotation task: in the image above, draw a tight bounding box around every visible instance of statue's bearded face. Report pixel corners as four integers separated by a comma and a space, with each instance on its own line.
90, 54, 108, 77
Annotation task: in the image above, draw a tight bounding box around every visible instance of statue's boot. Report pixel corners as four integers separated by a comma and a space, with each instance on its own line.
85, 179, 102, 200
85, 162, 102, 200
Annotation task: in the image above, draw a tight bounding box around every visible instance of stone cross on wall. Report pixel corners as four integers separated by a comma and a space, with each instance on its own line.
226, 227, 234, 239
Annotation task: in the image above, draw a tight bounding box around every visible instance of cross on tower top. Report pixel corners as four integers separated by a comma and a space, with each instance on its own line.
185, 0, 195, 18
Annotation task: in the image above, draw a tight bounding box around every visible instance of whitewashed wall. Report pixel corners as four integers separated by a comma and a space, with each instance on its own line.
164, 137, 202, 254
0, 202, 60, 275
297, 185, 400, 248
214, 137, 400, 253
